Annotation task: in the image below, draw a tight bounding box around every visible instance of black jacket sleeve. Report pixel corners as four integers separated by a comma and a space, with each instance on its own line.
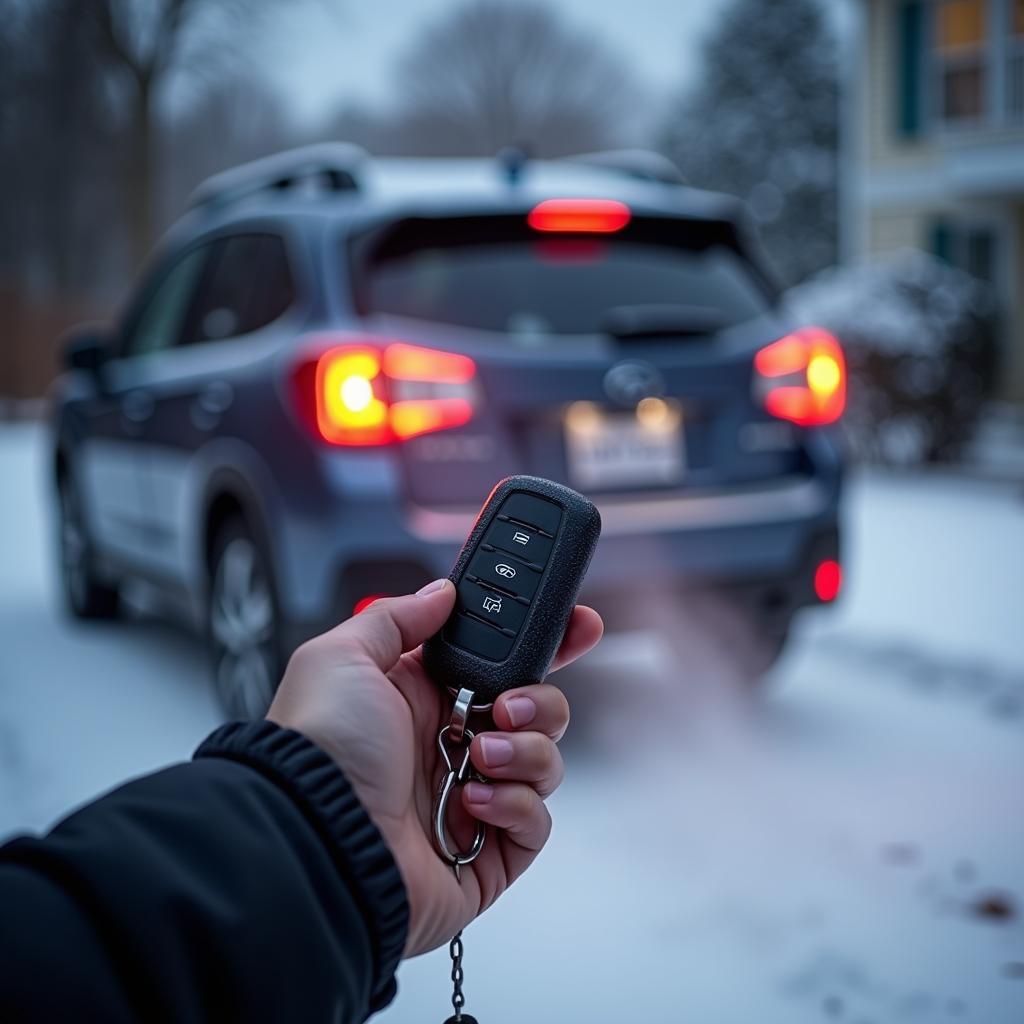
0, 720, 409, 1024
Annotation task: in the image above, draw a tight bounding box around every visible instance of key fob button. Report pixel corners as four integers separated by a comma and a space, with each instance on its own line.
457, 580, 528, 633
499, 493, 562, 536
467, 549, 541, 600
422, 475, 601, 703
484, 519, 553, 566
446, 613, 515, 662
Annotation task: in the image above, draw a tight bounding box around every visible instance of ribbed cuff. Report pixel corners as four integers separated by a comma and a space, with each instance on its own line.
194, 720, 409, 1011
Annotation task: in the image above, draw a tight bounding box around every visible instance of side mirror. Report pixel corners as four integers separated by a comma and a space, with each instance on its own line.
63, 327, 113, 378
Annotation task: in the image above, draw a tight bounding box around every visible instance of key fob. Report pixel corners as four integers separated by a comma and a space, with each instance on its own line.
423, 475, 601, 706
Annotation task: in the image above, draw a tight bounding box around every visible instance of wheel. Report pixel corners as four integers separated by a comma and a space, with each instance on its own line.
207, 518, 283, 720
57, 473, 120, 619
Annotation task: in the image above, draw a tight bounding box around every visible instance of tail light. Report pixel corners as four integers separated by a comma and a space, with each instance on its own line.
753, 328, 846, 427
814, 559, 842, 602
294, 338, 478, 446
527, 198, 631, 234
353, 594, 387, 614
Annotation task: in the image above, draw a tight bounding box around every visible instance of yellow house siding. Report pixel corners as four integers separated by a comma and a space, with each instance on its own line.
867, 0, 941, 172
859, 0, 1024, 405
868, 209, 929, 251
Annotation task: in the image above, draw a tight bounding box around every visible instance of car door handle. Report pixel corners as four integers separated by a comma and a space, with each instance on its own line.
121, 389, 155, 423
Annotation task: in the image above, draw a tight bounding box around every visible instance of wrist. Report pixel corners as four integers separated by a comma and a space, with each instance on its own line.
195, 721, 410, 1010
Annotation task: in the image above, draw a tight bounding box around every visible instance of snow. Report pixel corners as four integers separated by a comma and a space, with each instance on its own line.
0, 423, 221, 832
1, 422, 1023, 1021
786, 249, 996, 358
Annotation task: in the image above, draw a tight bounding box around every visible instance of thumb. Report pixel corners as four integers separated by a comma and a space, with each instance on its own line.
329, 579, 455, 673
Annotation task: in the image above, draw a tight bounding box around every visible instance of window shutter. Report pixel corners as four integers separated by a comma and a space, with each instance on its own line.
897, 1, 924, 137
931, 219, 954, 264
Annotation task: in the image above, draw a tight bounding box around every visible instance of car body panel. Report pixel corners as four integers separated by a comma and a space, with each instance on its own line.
51, 152, 843, 658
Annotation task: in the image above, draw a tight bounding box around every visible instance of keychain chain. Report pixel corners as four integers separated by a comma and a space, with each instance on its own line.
448, 927, 466, 1019
434, 688, 484, 1024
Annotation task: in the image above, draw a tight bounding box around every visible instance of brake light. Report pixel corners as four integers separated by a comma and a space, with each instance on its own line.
299, 339, 478, 446
528, 198, 631, 234
814, 559, 842, 602
383, 343, 475, 383
317, 348, 389, 445
754, 328, 846, 427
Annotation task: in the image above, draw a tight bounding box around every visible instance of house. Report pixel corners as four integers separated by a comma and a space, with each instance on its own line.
848, 0, 1024, 403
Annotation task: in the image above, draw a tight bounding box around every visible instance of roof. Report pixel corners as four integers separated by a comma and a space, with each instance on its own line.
180, 144, 747, 235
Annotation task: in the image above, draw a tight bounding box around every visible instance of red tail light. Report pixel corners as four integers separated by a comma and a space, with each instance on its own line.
353, 594, 387, 614
754, 328, 846, 427
814, 559, 842, 602
527, 198, 631, 234
295, 338, 478, 446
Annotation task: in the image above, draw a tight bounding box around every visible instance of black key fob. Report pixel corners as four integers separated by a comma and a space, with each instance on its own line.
423, 475, 601, 706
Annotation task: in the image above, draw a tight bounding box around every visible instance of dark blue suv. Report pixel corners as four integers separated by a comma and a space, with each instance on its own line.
52, 145, 844, 717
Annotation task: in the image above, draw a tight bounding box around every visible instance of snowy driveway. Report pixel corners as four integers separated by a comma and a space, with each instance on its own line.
1, 422, 1022, 1022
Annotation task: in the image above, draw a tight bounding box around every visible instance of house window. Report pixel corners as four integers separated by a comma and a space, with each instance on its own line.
935, 0, 988, 121
1010, 0, 1024, 118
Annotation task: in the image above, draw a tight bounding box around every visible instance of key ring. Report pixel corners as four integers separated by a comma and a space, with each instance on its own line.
433, 687, 486, 867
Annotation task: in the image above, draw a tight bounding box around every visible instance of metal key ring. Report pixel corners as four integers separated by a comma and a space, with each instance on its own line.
433, 688, 487, 867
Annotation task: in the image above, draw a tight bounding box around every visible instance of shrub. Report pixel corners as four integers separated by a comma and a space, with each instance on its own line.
786, 250, 998, 464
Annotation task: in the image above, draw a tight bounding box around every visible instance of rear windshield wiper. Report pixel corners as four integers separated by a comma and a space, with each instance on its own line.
600, 304, 729, 340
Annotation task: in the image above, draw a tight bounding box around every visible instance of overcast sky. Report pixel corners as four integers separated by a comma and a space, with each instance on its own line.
257, 0, 731, 128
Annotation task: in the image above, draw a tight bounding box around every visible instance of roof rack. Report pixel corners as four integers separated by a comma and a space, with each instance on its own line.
564, 149, 686, 186
188, 143, 368, 211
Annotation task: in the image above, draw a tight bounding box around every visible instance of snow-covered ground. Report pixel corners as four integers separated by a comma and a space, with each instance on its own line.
1, 422, 1022, 1022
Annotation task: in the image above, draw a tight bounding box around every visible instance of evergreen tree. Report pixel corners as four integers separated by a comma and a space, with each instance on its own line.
662, 0, 839, 287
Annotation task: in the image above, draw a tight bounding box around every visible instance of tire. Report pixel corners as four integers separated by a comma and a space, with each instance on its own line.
206, 517, 284, 720
57, 473, 120, 619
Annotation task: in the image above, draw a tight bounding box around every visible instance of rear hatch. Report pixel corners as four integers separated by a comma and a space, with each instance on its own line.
346, 207, 805, 508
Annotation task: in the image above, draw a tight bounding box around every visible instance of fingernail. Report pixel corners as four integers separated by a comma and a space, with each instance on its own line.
416, 578, 448, 596
479, 735, 514, 768
465, 782, 494, 805
505, 696, 536, 728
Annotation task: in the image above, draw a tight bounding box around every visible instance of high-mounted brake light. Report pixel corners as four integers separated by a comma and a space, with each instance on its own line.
754, 328, 846, 427
527, 198, 631, 234
298, 339, 478, 446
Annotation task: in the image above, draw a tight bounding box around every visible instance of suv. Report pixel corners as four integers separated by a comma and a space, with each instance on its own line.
52, 144, 844, 717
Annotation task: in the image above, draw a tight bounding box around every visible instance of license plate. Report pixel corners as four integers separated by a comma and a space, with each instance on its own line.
564, 405, 685, 489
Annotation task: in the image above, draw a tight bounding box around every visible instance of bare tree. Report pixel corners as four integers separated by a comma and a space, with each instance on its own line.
389, 0, 636, 157
82, 0, 280, 264
159, 70, 296, 224
0, 0, 122, 295
0, 0, 326, 398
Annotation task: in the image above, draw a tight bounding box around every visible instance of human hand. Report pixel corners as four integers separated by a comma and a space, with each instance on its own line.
267, 580, 602, 956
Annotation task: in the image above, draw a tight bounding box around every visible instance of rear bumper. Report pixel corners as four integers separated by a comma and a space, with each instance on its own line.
276, 467, 840, 635
409, 474, 828, 541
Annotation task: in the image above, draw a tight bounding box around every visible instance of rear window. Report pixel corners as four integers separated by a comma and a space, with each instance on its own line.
349, 215, 771, 338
